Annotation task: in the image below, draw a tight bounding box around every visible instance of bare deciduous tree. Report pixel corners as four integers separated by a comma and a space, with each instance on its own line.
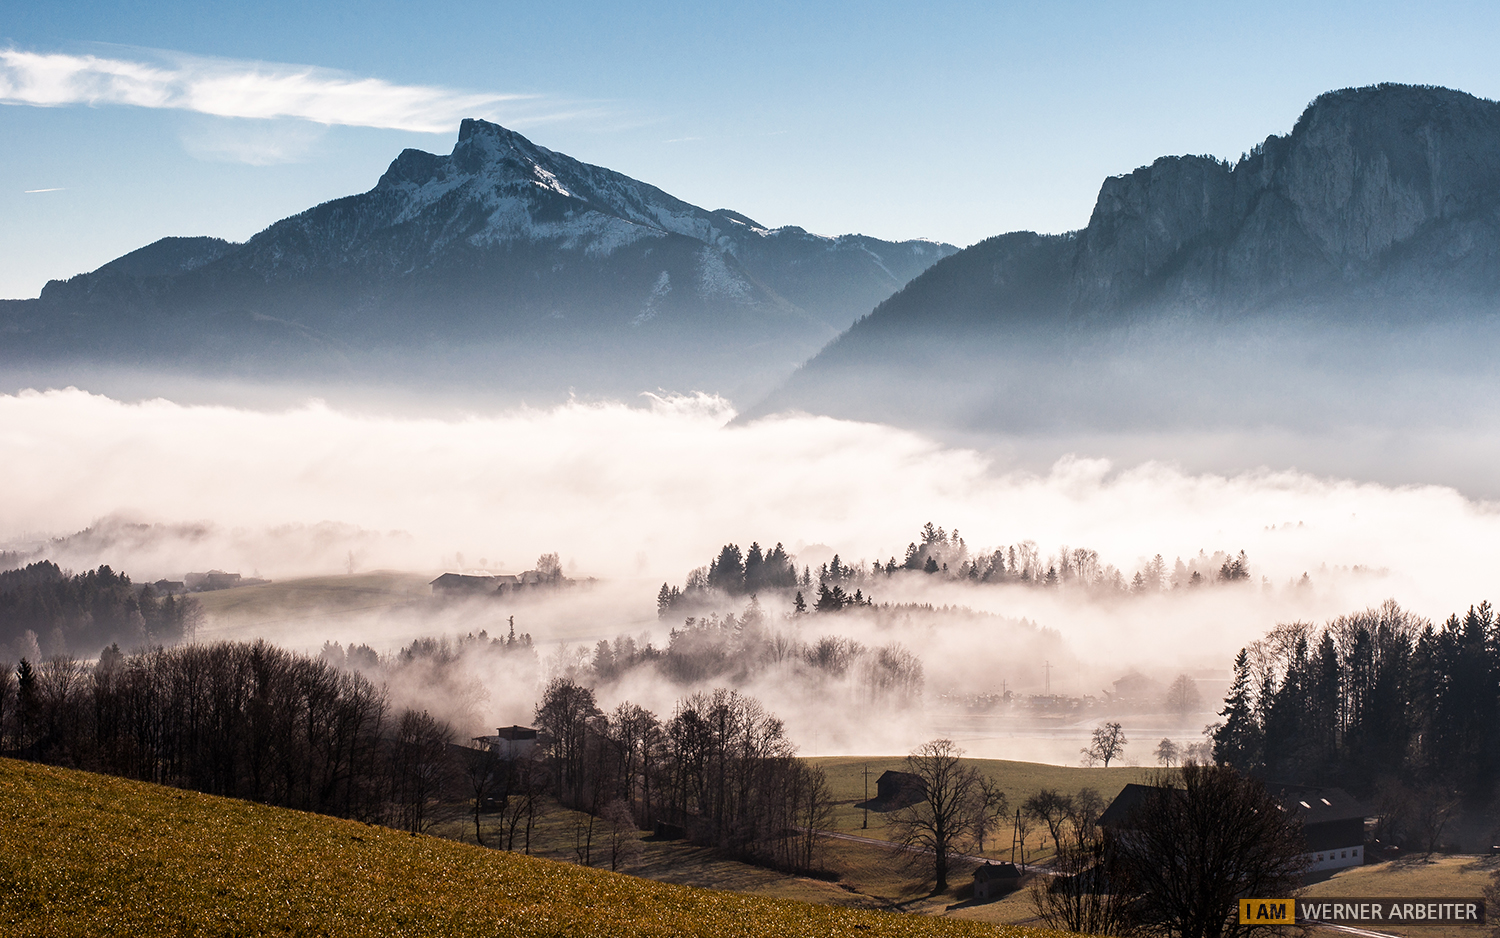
1165, 674, 1203, 715
971, 776, 1009, 854
601, 799, 644, 871
390, 708, 453, 834
501, 758, 544, 854
1412, 785, 1460, 857
1023, 788, 1075, 848
459, 742, 501, 845
1031, 812, 1132, 936
889, 738, 979, 893
1113, 762, 1306, 938
1072, 787, 1105, 827
1082, 721, 1128, 767
1156, 737, 1180, 766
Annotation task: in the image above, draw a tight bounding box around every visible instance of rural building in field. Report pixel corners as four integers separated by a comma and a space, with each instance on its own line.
972, 861, 1022, 900
854, 770, 928, 811
184, 570, 270, 591
429, 572, 498, 596
472, 725, 539, 759
430, 569, 558, 597
1100, 783, 1370, 873
1270, 786, 1369, 872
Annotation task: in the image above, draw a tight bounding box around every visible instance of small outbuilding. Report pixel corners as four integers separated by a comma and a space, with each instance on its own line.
972, 861, 1023, 900
854, 770, 928, 811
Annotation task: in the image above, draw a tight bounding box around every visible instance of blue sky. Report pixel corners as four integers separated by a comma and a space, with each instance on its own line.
3, 0, 1499, 298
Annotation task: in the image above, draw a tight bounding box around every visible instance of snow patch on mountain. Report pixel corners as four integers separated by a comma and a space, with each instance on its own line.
696, 248, 753, 302
632, 270, 672, 326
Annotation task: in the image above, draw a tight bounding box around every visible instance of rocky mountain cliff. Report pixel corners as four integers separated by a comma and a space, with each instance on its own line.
1, 120, 954, 399
752, 84, 1500, 428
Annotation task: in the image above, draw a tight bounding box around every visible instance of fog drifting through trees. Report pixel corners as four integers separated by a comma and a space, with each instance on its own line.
3, 387, 1499, 762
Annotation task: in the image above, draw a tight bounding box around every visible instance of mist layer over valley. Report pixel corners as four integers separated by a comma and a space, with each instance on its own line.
6, 82, 1500, 771
3, 386, 1496, 763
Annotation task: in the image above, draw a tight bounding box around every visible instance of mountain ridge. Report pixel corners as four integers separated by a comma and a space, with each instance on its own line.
2, 119, 956, 400
750, 83, 1500, 427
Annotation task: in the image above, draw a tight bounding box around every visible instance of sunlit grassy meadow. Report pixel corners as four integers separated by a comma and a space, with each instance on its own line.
0, 758, 1078, 937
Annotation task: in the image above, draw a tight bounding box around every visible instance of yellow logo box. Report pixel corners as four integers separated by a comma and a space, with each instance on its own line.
1240, 898, 1486, 926
1241, 900, 1294, 925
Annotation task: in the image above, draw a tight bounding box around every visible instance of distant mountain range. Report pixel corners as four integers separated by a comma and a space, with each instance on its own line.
0, 119, 954, 400
7, 83, 1498, 445
749, 84, 1500, 433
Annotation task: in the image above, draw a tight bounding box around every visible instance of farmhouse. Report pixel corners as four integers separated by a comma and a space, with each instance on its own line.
430, 569, 558, 597
1100, 783, 1370, 873
1271, 785, 1370, 872
472, 725, 539, 759
185, 570, 270, 591
429, 572, 497, 596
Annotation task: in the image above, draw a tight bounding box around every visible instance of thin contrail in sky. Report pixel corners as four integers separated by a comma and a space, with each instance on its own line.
24, 187, 65, 193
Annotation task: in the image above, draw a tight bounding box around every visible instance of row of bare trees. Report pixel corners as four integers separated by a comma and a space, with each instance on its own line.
886, 739, 1102, 891
533, 678, 834, 873
890, 739, 1304, 938
0, 641, 453, 833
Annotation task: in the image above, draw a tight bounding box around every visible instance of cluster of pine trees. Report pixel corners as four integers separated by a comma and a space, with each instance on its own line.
1213, 600, 1500, 812
534, 679, 831, 873
658, 526, 1264, 618
0, 562, 201, 660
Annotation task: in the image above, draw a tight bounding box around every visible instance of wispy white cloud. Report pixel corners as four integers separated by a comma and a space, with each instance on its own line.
23, 187, 65, 193
0, 48, 537, 133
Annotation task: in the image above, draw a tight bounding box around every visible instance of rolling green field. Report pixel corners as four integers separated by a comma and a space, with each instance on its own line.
0, 758, 1078, 938
811, 756, 1165, 861
193, 571, 432, 627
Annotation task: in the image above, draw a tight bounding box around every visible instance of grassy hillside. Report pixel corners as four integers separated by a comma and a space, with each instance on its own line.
193, 572, 432, 628
0, 758, 1073, 938
812, 756, 1164, 861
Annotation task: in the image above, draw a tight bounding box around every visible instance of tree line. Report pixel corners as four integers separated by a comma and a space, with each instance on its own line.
659, 526, 1270, 618
0, 639, 459, 832
0, 562, 202, 661
1212, 599, 1500, 845
531, 678, 832, 874
0, 628, 834, 874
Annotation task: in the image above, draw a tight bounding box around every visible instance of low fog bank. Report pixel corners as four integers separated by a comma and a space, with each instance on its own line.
0, 387, 1493, 607
958, 424, 1500, 503
759, 317, 1500, 496
214, 584, 1237, 766
174, 571, 1472, 766
5, 387, 1500, 762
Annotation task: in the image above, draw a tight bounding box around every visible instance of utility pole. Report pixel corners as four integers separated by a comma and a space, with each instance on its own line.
1043, 660, 1053, 694
1011, 807, 1019, 865
862, 763, 870, 829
